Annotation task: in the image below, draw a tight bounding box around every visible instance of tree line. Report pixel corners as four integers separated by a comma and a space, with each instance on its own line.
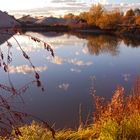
63, 4, 140, 30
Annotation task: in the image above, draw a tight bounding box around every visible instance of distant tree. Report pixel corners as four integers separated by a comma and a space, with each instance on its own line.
64, 13, 75, 19
87, 4, 104, 25
97, 11, 122, 29
125, 9, 135, 17
79, 12, 89, 23
134, 8, 140, 16
89, 4, 104, 17
122, 16, 135, 25
135, 16, 140, 25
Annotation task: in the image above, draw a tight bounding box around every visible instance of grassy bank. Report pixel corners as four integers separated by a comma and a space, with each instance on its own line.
8, 80, 140, 140
11, 115, 140, 140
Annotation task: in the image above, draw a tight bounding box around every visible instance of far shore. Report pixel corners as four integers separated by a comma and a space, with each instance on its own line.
19, 24, 140, 38
1, 24, 140, 39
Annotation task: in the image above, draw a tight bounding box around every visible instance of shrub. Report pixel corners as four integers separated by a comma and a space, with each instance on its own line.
87, 4, 104, 25
97, 11, 122, 29
135, 16, 140, 25
125, 9, 135, 17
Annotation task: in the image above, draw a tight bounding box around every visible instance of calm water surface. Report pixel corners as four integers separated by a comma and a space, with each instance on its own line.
0, 32, 140, 129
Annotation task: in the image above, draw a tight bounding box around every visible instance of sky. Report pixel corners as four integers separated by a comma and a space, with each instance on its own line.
0, 0, 140, 17
0, 0, 139, 11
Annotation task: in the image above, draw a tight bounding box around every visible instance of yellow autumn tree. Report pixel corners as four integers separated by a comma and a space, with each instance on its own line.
78, 12, 89, 22
135, 16, 140, 25
64, 13, 75, 19
97, 11, 122, 29
87, 4, 104, 25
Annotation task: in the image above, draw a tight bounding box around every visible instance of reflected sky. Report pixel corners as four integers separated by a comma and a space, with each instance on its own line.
0, 32, 140, 129
9, 65, 47, 74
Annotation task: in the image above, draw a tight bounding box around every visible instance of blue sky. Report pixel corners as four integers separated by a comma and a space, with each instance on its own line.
0, 0, 139, 11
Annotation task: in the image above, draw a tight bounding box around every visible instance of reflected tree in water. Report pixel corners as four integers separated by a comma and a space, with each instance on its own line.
0, 29, 55, 138
71, 32, 140, 56
122, 36, 140, 48
87, 35, 120, 56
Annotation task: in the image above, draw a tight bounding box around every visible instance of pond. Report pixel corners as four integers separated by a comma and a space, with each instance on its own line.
0, 31, 140, 130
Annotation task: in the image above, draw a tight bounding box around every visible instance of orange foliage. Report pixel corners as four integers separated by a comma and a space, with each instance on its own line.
93, 76, 140, 125
135, 16, 140, 25
97, 11, 122, 29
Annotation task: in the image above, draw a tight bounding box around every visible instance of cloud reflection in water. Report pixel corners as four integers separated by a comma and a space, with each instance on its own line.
58, 83, 70, 91
8, 65, 47, 74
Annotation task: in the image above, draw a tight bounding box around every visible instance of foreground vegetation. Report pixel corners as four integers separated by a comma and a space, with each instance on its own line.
6, 77, 140, 140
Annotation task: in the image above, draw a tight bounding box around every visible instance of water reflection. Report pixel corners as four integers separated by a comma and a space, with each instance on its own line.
58, 83, 70, 91
0, 30, 54, 137
36, 32, 140, 56
0, 71, 37, 136
122, 73, 131, 82
0, 30, 14, 45
9, 65, 47, 74
10, 31, 139, 58
87, 35, 120, 56
69, 33, 140, 55
1, 30, 140, 133
50, 56, 64, 65
70, 68, 81, 73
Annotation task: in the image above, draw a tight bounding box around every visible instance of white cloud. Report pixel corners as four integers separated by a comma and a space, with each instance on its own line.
120, 3, 124, 6
58, 83, 69, 91
51, 0, 77, 3
122, 73, 130, 82
93, 0, 109, 5
68, 58, 93, 66
104, 3, 140, 12
0, 0, 47, 11
82, 47, 89, 54
51, 56, 64, 65
8, 0, 140, 18
47, 56, 93, 67
75, 52, 80, 56
70, 68, 81, 73
8, 65, 47, 74
16, 44, 42, 53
